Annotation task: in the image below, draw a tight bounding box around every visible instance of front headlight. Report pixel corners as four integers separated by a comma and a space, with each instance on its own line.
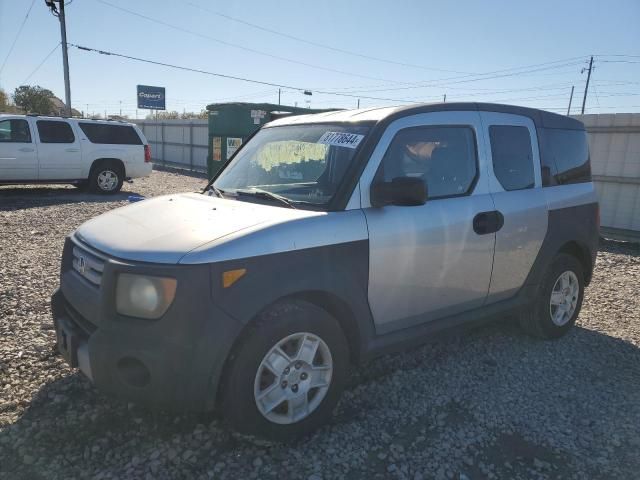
116, 274, 177, 319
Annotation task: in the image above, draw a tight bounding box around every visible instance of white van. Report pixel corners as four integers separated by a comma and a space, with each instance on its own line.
0, 114, 152, 193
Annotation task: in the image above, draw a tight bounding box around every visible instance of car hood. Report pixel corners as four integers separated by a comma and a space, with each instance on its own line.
75, 192, 321, 264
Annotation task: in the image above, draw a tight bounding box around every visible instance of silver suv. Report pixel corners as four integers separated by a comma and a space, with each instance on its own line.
52, 103, 599, 439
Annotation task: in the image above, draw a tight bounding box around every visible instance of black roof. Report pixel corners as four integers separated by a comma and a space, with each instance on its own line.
390, 102, 585, 130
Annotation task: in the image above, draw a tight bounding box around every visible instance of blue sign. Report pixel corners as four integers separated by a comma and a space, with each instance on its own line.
137, 85, 166, 110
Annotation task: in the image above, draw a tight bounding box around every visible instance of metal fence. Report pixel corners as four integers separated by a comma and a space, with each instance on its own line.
133, 119, 209, 173
134, 115, 640, 239
574, 114, 640, 240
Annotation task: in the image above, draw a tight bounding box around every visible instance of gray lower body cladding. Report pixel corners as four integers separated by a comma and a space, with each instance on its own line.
52, 237, 245, 412
51, 238, 371, 412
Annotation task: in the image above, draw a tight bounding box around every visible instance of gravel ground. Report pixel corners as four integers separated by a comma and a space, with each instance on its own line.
1, 170, 639, 480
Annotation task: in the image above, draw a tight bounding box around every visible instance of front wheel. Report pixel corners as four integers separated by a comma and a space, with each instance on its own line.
519, 253, 585, 339
220, 300, 349, 440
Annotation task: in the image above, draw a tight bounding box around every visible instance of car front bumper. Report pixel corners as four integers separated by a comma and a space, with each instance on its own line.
51, 236, 245, 412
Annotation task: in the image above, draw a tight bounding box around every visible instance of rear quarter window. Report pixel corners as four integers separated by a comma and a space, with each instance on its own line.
489, 125, 535, 191
540, 128, 591, 186
79, 123, 143, 145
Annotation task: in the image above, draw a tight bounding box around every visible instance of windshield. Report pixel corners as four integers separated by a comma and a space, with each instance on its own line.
213, 124, 370, 208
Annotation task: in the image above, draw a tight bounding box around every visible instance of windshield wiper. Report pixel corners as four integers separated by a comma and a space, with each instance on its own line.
206, 185, 226, 198
234, 188, 298, 209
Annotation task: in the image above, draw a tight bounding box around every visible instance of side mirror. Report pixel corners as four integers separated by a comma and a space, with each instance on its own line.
371, 176, 427, 207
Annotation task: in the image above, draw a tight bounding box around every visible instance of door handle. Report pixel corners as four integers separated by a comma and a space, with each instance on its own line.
65, 148, 80, 152
473, 211, 504, 235
19, 147, 35, 152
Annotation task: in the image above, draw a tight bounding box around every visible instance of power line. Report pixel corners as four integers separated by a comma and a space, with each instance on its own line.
94, 0, 403, 84
0, 0, 38, 77
68, 43, 423, 103
598, 60, 640, 64
181, 0, 473, 75
22, 42, 61, 84
315, 57, 588, 94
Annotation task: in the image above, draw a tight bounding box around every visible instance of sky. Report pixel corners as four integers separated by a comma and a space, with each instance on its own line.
0, 0, 639, 118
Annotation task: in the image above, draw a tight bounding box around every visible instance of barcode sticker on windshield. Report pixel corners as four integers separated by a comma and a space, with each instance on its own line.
317, 132, 365, 149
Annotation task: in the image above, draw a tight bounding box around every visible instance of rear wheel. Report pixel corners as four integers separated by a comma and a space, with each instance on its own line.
220, 300, 349, 440
89, 161, 124, 194
519, 253, 585, 339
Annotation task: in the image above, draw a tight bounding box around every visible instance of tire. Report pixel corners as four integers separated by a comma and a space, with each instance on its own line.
519, 253, 585, 339
89, 161, 124, 194
220, 299, 350, 441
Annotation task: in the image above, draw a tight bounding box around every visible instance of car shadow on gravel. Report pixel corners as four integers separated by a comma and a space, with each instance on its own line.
2, 319, 640, 479
0, 186, 144, 210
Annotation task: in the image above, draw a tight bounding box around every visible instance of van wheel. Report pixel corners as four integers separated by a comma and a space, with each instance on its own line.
220, 300, 349, 441
519, 253, 585, 339
89, 161, 124, 194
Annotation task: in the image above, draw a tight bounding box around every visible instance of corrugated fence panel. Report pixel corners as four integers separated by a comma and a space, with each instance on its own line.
133, 119, 209, 173
573, 113, 640, 238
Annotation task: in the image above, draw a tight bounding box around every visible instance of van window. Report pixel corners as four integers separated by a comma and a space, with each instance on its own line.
380, 126, 478, 199
37, 120, 75, 143
79, 123, 142, 145
489, 125, 534, 191
0, 119, 31, 143
540, 128, 591, 186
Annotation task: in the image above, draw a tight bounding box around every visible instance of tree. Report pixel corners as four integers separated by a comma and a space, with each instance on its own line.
180, 110, 208, 119
145, 110, 208, 120
0, 88, 21, 113
13, 85, 55, 114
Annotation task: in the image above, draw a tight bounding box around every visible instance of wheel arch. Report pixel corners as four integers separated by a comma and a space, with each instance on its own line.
558, 240, 593, 285
214, 290, 365, 409
89, 157, 126, 178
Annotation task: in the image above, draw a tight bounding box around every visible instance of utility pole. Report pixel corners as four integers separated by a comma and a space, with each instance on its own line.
357, 99, 360, 108
120, 101, 122, 117
45, 1, 72, 116
581, 56, 594, 115
443, 94, 446, 103
278, 88, 281, 106
567, 86, 574, 116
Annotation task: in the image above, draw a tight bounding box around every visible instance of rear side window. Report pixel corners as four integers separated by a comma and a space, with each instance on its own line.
380, 126, 478, 199
37, 120, 75, 143
79, 123, 142, 145
540, 128, 591, 186
489, 125, 534, 191
0, 119, 31, 143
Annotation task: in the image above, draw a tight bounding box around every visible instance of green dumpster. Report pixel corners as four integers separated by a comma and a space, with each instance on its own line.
206, 102, 338, 178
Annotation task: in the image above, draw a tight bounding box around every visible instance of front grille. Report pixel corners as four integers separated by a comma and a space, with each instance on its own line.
71, 240, 105, 287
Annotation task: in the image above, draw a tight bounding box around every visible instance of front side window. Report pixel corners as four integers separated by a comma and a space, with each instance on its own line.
214, 124, 369, 208
79, 123, 142, 145
37, 120, 75, 143
489, 125, 535, 191
379, 126, 478, 199
0, 119, 32, 143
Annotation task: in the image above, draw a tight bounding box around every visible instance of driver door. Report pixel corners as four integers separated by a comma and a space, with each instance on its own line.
360, 111, 497, 334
